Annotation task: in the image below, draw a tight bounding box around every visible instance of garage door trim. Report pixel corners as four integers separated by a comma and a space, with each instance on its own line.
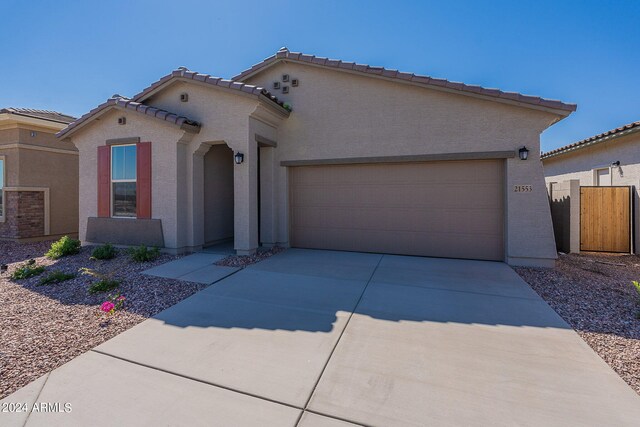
281, 150, 515, 167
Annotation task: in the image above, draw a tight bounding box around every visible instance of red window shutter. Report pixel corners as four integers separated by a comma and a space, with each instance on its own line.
97, 145, 111, 217
136, 142, 152, 219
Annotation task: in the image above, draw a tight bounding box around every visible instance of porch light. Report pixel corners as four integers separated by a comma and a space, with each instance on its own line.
518, 146, 529, 160
0, 264, 7, 274
234, 152, 244, 165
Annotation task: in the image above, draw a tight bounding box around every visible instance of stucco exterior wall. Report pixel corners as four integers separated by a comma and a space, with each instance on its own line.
144, 81, 284, 252
245, 62, 562, 265
69, 109, 186, 248
543, 131, 640, 250
0, 127, 78, 239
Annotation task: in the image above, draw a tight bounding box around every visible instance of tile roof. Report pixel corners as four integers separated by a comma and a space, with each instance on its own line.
132, 67, 290, 114
233, 47, 577, 114
541, 120, 640, 160
56, 96, 201, 139
0, 107, 76, 124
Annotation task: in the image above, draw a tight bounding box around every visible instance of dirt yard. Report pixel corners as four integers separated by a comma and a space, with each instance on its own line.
515, 252, 640, 395
0, 240, 204, 400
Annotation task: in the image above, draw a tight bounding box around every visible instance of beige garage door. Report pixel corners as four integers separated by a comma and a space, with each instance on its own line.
289, 159, 504, 261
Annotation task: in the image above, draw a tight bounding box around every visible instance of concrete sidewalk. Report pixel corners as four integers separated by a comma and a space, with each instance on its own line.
2, 250, 639, 426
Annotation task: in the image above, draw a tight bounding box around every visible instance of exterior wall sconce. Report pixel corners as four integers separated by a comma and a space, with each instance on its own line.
611, 160, 621, 167
518, 146, 529, 160
234, 152, 244, 164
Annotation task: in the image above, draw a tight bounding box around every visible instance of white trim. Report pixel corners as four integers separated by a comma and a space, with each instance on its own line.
0, 143, 78, 156
110, 144, 137, 218
593, 166, 612, 186
1, 186, 50, 235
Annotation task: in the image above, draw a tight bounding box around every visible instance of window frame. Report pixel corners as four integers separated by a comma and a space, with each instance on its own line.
110, 144, 137, 218
593, 166, 612, 187
0, 155, 5, 222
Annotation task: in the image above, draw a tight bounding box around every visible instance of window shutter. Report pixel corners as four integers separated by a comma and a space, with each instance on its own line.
97, 145, 111, 217
136, 142, 152, 219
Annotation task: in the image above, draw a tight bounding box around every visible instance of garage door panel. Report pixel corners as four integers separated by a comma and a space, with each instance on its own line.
290, 160, 504, 261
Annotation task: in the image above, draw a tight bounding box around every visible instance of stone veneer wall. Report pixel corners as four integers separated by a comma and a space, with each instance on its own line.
0, 191, 45, 239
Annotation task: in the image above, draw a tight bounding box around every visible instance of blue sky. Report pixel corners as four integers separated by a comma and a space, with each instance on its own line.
1, 0, 638, 152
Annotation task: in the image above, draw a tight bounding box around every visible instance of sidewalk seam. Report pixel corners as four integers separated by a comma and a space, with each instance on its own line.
90, 349, 302, 412
295, 254, 384, 426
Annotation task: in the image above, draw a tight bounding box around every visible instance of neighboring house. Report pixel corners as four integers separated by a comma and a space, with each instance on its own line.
0, 108, 78, 240
57, 48, 576, 267
542, 120, 640, 252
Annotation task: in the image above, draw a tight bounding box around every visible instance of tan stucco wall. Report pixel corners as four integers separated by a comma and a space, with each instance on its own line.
543, 131, 640, 250
145, 81, 284, 252
245, 62, 562, 266
68, 109, 186, 248
0, 127, 78, 237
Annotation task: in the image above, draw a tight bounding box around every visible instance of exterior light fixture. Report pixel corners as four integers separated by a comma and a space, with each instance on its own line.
611, 160, 620, 167
518, 146, 529, 160
0, 264, 7, 274
234, 152, 244, 165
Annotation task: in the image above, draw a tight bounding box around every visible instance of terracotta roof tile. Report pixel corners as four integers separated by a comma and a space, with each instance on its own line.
542, 120, 640, 159
131, 68, 289, 113
56, 96, 201, 139
232, 48, 576, 113
0, 107, 76, 124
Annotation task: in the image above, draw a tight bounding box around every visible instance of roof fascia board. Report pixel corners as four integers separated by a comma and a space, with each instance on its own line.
0, 113, 69, 131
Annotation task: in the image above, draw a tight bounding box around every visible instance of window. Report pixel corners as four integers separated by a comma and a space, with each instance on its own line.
111, 145, 136, 217
0, 157, 4, 218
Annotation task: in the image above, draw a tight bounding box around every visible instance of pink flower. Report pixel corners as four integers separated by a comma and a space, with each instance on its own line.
100, 301, 115, 313
117, 296, 126, 301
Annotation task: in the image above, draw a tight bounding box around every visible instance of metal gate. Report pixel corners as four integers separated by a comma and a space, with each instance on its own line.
580, 186, 631, 252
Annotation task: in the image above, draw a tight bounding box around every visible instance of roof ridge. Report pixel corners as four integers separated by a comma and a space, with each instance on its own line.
231, 49, 576, 113
542, 120, 640, 159
0, 107, 77, 122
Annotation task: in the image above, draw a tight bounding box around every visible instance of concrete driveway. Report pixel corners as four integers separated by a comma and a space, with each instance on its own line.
3, 249, 640, 426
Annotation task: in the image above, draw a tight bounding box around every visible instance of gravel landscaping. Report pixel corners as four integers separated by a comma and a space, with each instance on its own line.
515, 252, 640, 395
215, 246, 286, 268
0, 240, 205, 400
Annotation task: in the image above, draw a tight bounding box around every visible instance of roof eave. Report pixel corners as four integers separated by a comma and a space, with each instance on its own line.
56, 102, 201, 140
234, 55, 576, 117
541, 125, 640, 160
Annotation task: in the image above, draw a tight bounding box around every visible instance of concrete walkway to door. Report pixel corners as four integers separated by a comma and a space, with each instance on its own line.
2, 250, 640, 426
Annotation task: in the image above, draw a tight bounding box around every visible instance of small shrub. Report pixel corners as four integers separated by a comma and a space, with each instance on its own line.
38, 270, 76, 286
11, 263, 46, 280
46, 236, 81, 259
91, 243, 117, 260
128, 245, 160, 262
632, 281, 640, 298
88, 279, 120, 294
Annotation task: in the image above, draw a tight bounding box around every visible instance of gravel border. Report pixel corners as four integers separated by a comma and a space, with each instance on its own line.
215, 246, 286, 268
0, 240, 206, 399
515, 252, 640, 395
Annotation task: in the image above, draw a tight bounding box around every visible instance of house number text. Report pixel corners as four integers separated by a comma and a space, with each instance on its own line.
514, 185, 533, 193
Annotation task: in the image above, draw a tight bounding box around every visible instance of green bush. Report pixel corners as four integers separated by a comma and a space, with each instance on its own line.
38, 270, 76, 286
128, 245, 160, 262
11, 262, 46, 280
46, 236, 81, 259
91, 243, 117, 260
88, 279, 120, 294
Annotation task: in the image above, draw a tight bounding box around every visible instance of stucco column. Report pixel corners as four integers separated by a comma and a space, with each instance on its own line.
233, 137, 259, 255
568, 179, 581, 254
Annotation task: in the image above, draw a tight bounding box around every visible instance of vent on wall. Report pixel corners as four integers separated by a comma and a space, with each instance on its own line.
118, 117, 126, 125
282, 86, 289, 94
180, 93, 189, 102
273, 82, 280, 89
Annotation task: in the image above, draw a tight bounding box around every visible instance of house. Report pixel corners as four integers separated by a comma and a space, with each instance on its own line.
542, 120, 639, 253
0, 108, 78, 240
56, 48, 576, 267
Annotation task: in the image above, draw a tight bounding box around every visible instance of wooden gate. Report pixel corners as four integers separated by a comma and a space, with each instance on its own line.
580, 186, 631, 252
